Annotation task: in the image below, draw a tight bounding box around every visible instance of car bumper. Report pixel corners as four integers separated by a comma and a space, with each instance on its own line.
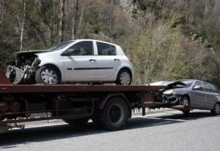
162, 94, 182, 106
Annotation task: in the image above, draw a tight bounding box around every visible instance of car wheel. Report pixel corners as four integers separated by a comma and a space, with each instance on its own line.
35, 66, 60, 84
116, 69, 131, 85
181, 96, 190, 116
211, 103, 220, 115
101, 97, 129, 130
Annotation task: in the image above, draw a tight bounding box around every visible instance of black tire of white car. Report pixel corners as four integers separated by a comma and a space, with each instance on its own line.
101, 97, 129, 130
35, 66, 60, 84
211, 103, 220, 115
182, 96, 190, 116
116, 69, 131, 85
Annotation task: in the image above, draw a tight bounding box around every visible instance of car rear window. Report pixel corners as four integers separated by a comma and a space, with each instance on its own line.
97, 42, 116, 56
203, 82, 216, 92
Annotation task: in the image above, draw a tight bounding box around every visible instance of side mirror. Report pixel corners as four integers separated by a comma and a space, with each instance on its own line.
61, 49, 73, 56
193, 85, 202, 90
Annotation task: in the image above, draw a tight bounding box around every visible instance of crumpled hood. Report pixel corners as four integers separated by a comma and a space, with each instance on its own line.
14, 50, 50, 57
161, 81, 191, 95
162, 81, 186, 91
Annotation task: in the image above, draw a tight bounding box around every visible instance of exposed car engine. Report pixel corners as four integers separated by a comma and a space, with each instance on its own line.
5, 51, 42, 84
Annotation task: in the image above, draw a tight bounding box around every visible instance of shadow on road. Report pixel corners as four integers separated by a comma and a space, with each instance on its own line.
0, 111, 215, 149
156, 110, 213, 120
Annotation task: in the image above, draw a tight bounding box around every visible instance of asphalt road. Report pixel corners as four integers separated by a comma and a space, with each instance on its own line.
0, 110, 220, 151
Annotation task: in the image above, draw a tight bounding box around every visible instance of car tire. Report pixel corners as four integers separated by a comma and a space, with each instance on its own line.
211, 103, 220, 115
181, 96, 190, 116
116, 69, 132, 85
101, 97, 129, 130
35, 66, 60, 84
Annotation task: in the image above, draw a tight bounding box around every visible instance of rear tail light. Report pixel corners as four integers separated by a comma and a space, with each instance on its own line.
127, 56, 132, 63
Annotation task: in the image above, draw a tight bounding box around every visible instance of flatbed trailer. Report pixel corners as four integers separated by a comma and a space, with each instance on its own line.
0, 69, 167, 133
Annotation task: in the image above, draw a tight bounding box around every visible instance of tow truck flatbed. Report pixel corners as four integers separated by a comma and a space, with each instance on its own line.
0, 68, 167, 132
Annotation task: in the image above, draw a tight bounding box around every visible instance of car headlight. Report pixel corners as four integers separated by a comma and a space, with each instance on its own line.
163, 89, 176, 95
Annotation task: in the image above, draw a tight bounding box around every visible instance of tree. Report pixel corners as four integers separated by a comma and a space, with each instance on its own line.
58, 0, 65, 43
72, 0, 78, 39
19, 0, 26, 51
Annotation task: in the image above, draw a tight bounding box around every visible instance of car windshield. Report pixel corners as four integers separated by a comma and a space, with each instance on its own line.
48, 41, 74, 51
181, 80, 194, 87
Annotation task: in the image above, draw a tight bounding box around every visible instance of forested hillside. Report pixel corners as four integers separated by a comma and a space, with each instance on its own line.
0, 0, 220, 85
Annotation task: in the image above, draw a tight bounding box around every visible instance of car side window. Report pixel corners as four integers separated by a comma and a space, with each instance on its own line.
194, 81, 204, 91
97, 42, 116, 56
203, 82, 216, 92
68, 41, 94, 56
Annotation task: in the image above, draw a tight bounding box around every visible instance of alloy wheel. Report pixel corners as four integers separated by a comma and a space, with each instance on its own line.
41, 68, 58, 84
119, 72, 131, 85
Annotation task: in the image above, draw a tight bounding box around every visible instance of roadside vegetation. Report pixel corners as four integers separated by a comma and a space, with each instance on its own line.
0, 0, 220, 86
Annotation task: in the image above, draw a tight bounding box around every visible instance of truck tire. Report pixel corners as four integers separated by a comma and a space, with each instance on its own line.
116, 69, 132, 85
35, 66, 60, 84
101, 97, 129, 130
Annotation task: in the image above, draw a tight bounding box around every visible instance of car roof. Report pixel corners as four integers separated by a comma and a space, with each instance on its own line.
75, 39, 119, 47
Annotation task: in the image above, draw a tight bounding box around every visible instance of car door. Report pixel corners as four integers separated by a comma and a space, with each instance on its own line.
94, 42, 120, 81
203, 82, 217, 109
190, 81, 207, 109
62, 41, 96, 81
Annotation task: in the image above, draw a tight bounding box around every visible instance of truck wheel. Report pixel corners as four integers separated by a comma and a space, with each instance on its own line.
35, 66, 60, 84
116, 69, 131, 85
63, 118, 89, 127
101, 97, 129, 130
211, 103, 220, 115
181, 96, 190, 116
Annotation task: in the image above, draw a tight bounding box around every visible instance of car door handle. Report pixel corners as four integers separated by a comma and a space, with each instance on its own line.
114, 59, 120, 62
89, 59, 96, 62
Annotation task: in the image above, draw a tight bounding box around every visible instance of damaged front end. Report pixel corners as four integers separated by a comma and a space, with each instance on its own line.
155, 81, 187, 107
5, 51, 42, 84
162, 89, 182, 105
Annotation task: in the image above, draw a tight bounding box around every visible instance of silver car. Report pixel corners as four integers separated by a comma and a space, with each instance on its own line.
6, 39, 134, 85
159, 79, 220, 115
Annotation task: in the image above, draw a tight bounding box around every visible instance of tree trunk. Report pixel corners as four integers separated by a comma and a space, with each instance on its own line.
59, 0, 65, 43
72, 0, 78, 39
77, 0, 85, 38
20, 0, 26, 51
0, 0, 7, 26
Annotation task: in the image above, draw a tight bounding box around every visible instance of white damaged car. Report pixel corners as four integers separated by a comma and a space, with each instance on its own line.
6, 39, 134, 85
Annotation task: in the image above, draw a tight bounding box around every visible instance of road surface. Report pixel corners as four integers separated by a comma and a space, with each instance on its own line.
0, 110, 220, 151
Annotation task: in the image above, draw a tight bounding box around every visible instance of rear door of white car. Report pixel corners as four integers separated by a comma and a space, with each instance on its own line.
94, 42, 120, 81
62, 41, 96, 81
